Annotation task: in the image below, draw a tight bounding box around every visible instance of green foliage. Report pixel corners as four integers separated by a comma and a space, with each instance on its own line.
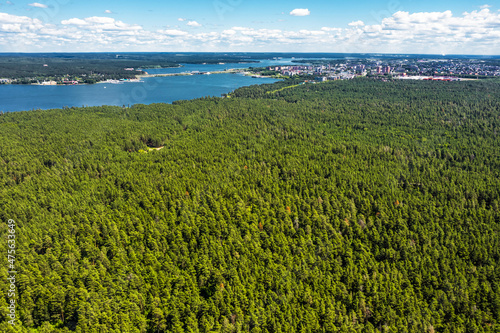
0, 79, 499, 332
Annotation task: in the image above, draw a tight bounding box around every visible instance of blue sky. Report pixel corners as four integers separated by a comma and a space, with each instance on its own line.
0, 0, 499, 54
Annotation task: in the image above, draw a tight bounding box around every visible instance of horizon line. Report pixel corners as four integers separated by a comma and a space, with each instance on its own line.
0, 52, 499, 57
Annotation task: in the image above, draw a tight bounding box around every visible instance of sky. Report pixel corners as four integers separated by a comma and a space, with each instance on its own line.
0, 0, 499, 54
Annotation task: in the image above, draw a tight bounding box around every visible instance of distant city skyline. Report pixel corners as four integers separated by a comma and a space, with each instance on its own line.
0, 0, 499, 54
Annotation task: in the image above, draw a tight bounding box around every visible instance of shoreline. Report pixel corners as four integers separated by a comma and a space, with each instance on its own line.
0, 67, 255, 86
137, 68, 246, 79
0, 69, 280, 113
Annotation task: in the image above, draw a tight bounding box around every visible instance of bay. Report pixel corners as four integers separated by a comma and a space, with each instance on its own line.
0, 73, 280, 113
0, 58, 302, 112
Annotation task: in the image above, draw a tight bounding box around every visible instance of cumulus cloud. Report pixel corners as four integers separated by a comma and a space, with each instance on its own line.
61, 18, 88, 26
187, 20, 201, 27
28, 2, 48, 8
178, 18, 185, 21
158, 29, 188, 36
61, 16, 142, 31
348, 20, 365, 27
290, 8, 310, 16
321, 27, 342, 32
221, 29, 236, 36
480, 4, 491, 9
2, 8, 500, 53
299, 29, 325, 36
349, 9, 500, 53
104, 10, 113, 14
85, 17, 115, 24
1, 12, 32, 23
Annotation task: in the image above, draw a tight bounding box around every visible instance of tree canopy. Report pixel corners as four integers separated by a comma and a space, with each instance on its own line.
0, 78, 499, 332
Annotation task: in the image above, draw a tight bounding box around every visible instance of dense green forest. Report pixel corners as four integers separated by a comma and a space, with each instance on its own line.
0, 79, 499, 332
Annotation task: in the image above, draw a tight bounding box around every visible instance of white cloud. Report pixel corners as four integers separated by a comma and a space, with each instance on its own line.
28, 2, 48, 8
187, 20, 201, 27
2, 8, 500, 54
221, 29, 236, 36
321, 27, 340, 32
158, 29, 188, 36
1, 12, 34, 24
348, 9, 500, 53
348, 20, 365, 27
290, 8, 310, 16
178, 18, 185, 21
85, 16, 115, 24
480, 4, 491, 9
299, 29, 325, 36
61, 16, 142, 31
60, 18, 88, 26
104, 10, 113, 14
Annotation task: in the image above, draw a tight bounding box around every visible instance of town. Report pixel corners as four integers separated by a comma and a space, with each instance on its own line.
262, 58, 500, 81
1, 57, 499, 85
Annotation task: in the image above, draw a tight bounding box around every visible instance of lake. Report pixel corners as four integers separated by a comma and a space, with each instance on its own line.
0, 59, 302, 113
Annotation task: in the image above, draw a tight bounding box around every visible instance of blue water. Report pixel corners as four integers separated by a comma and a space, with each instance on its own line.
0, 59, 292, 112
143, 58, 304, 74
0, 74, 279, 112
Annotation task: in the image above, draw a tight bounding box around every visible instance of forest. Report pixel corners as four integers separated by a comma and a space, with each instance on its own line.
0, 78, 499, 332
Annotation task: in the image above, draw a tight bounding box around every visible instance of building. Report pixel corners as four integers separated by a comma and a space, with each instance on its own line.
355, 65, 366, 74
